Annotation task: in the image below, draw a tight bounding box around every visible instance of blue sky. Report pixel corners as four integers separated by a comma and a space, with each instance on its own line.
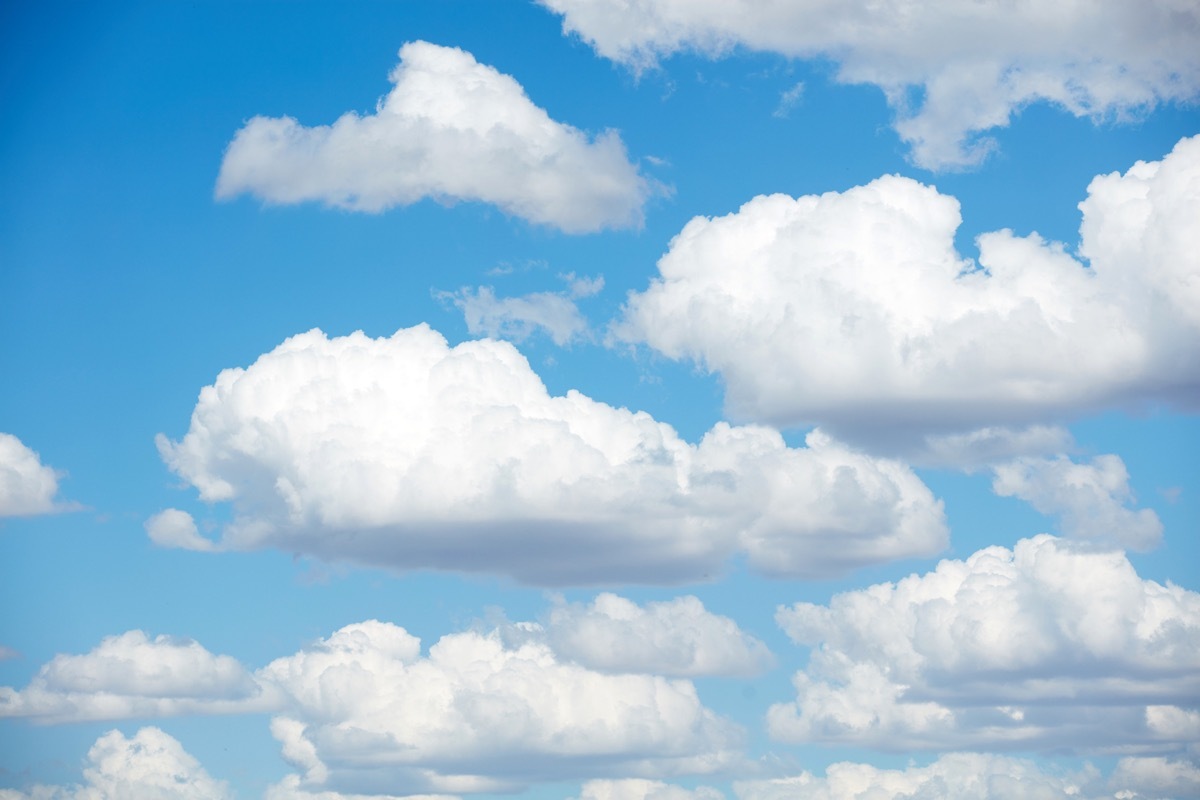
1, 2, 1198, 799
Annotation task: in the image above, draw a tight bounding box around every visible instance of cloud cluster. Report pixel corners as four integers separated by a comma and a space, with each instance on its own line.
616, 136, 1200, 448
217, 41, 653, 232
0, 727, 232, 800
154, 324, 946, 584
768, 535, 1200, 752
0, 433, 67, 518
539, 0, 1200, 169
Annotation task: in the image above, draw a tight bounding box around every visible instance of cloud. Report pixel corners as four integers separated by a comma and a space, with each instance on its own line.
539, 0, 1200, 169
0, 433, 70, 518
0, 630, 270, 723
615, 136, 1200, 449
768, 535, 1200, 752
576, 779, 724, 800
216, 41, 654, 233
0, 727, 232, 800
1109, 756, 1200, 799
153, 324, 946, 585
143, 508, 216, 552
771, 82, 804, 119
541, 593, 773, 677
992, 454, 1163, 550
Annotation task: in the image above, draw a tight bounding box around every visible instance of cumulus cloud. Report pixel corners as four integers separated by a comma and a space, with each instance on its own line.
576, 779, 724, 800
541, 593, 773, 677
143, 508, 215, 552
216, 41, 654, 232
615, 136, 1200, 449
439, 274, 604, 345
0, 433, 70, 518
1109, 756, 1200, 799
0, 727, 232, 800
992, 454, 1163, 550
154, 324, 946, 585
539, 0, 1200, 169
0, 630, 269, 723
768, 535, 1200, 752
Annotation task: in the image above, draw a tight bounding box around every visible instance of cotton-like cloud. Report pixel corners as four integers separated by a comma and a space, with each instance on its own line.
154, 324, 946, 585
0, 630, 269, 723
576, 779, 724, 800
542, 593, 773, 677
539, 0, 1200, 169
768, 535, 1200, 752
143, 508, 215, 552
0, 727, 232, 800
259, 620, 742, 796
992, 454, 1163, 550
0, 433, 69, 518
616, 136, 1200, 449
216, 41, 653, 233
1109, 756, 1200, 799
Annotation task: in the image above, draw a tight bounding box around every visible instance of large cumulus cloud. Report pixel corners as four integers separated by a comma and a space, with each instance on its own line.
217, 41, 654, 233
615, 136, 1200, 448
153, 324, 946, 584
539, 0, 1200, 169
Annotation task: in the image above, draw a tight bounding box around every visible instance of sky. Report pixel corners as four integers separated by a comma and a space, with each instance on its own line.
1, 1, 1198, 799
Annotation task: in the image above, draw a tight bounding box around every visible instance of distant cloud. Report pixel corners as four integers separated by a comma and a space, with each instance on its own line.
0, 432, 71, 518
217, 41, 656, 232
144, 508, 216, 551
772, 82, 804, 119
539, 0, 1200, 169
615, 136, 1200, 449
153, 325, 946, 585
576, 780, 724, 800
769, 535, 1200, 752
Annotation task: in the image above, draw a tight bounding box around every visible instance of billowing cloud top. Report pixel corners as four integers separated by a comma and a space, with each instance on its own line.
539, 0, 1200, 169
616, 136, 1200, 448
155, 324, 946, 584
0, 432, 67, 517
216, 41, 654, 232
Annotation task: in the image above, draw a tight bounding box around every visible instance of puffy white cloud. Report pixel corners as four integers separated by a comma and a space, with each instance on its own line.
539, 0, 1200, 169
0, 631, 269, 723
0, 433, 69, 517
439, 274, 604, 345
0, 727, 232, 800
258, 620, 743, 796
143, 509, 215, 552
734, 753, 1101, 800
768, 535, 1200, 752
155, 324, 946, 585
542, 593, 773, 677
992, 454, 1163, 550
265, 773, 457, 800
217, 41, 654, 232
615, 136, 1200, 447
1109, 756, 1200, 799
576, 779, 724, 800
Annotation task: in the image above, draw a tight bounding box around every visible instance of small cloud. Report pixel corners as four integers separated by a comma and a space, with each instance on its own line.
0, 433, 77, 518
145, 509, 217, 552
772, 81, 805, 118
0, 645, 20, 661
1159, 486, 1182, 504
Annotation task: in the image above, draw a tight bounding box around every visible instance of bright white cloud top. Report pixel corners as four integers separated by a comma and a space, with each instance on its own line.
540, 0, 1200, 169
216, 41, 653, 232
769, 535, 1200, 752
616, 136, 1200, 447
0, 433, 67, 518
154, 324, 947, 584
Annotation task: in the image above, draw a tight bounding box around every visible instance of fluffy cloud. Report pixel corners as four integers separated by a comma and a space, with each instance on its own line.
541, 593, 773, 677
576, 779, 724, 800
615, 136, 1200, 448
0, 433, 68, 517
259, 620, 742, 796
154, 324, 946, 584
539, 0, 1200, 169
216, 41, 653, 232
440, 274, 603, 346
768, 535, 1200, 752
0, 727, 232, 800
992, 454, 1163, 550
0, 631, 269, 723
143, 508, 215, 552
1109, 756, 1200, 799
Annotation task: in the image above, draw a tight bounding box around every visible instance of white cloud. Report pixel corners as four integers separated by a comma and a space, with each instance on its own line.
216, 41, 654, 232
541, 593, 773, 677
441, 287, 588, 345
154, 324, 946, 585
771, 82, 804, 119
0, 631, 269, 723
265, 774, 458, 800
0, 727, 232, 800
1109, 756, 1200, 799
768, 535, 1200, 752
915, 425, 1075, 470
0, 433, 69, 518
143, 509, 215, 552
615, 136, 1200, 448
734, 753, 1102, 800
576, 779, 724, 800
539, 0, 1200, 169
992, 454, 1163, 550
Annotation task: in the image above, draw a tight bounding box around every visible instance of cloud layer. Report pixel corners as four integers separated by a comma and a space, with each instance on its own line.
154, 324, 946, 584
0, 433, 66, 517
769, 535, 1200, 752
616, 136, 1200, 448
216, 41, 653, 232
540, 0, 1200, 169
